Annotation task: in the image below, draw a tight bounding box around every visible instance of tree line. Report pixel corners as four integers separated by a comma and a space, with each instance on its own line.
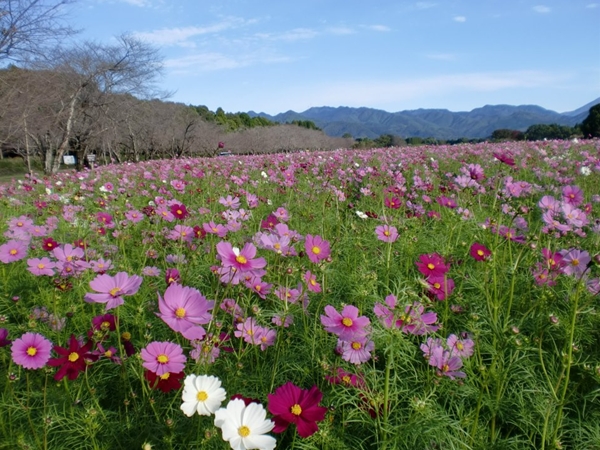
0, 0, 351, 174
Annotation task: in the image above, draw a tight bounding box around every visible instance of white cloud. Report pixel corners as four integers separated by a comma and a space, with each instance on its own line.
453, 16, 466, 22
326, 26, 355, 35
363, 25, 391, 32
165, 51, 293, 73
293, 71, 569, 110
532, 5, 551, 13
255, 28, 319, 41
133, 17, 248, 46
585, 3, 598, 7
415, 2, 437, 9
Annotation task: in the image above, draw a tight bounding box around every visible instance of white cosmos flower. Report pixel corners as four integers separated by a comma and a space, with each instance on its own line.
180, 374, 227, 417
580, 166, 592, 176
356, 210, 368, 219
214, 399, 276, 450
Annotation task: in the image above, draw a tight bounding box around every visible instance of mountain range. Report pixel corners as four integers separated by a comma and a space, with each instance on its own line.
249, 97, 600, 140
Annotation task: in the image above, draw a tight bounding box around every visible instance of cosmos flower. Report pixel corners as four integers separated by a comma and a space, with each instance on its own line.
156, 283, 214, 341
11, 332, 52, 370
47, 334, 96, 381
267, 382, 327, 438
320, 304, 370, 341
214, 398, 276, 450
304, 235, 331, 264
140, 341, 186, 376
84, 272, 143, 310
180, 374, 227, 417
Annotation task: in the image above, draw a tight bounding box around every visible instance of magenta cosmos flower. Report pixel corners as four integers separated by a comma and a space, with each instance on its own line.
304, 235, 331, 264
84, 272, 143, 310
141, 341, 186, 376
267, 382, 327, 438
320, 305, 370, 340
157, 283, 214, 340
216, 241, 267, 272
11, 332, 52, 369
416, 253, 449, 277
469, 242, 491, 262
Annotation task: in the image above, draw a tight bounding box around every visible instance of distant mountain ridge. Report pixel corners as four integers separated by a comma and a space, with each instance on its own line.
248, 98, 600, 140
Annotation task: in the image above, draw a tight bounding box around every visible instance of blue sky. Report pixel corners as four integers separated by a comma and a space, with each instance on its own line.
69, 0, 600, 115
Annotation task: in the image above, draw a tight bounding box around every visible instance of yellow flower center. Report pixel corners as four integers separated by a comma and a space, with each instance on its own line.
310, 278, 317, 286
342, 317, 353, 327
238, 426, 250, 437
9, 249, 17, 255
175, 307, 186, 318
160, 372, 170, 380
290, 404, 302, 416
477, 250, 484, 256
433, 283, 441, 289
427, 263, 435, 270
101, 321, 110, 331
68, 352, 79, 362
312, 246, 321, 255
104, 350, 113, 358
197, 391, 208, 401
157, 354, 169, 364
351, 341, 362, 350
37, 263, 45, 269
109, 287, 121, 297
342, 375, 351, 385
384, 230, 390, 236
255, 285, 262, 292
27, 346, 38, 356
176, 209, 182, 215
121, 332, 131, 341
442, 364, 450, 372
236, 255, 247, 264
572, 259, 579, 266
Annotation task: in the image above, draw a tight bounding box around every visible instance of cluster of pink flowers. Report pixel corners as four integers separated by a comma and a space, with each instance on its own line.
374, 295, 439, 335
421, 333, 475, 380
321, 305, 374, 364
416, 253, 455, 301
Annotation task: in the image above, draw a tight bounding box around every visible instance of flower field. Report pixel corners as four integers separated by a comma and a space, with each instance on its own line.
1, 139, 599, 450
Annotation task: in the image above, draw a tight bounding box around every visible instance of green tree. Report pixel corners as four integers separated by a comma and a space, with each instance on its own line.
581, 104, 600, 138
491, 129, 525, 141
525, 123, 574, 141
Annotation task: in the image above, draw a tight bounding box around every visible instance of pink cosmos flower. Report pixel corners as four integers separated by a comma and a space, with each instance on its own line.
0, 239, 28, 263
84, 272, 143, 310
26, 257, 56, 276
446, 334, 475, 358
428, 346, 466, 380
375, 224, 399, 243
267, 382, 328, 438
562, 185, 584, 207
156, 284, 214, 341
141, 341, 186, 376
560, 248, 591, 278
304, 270, 322, 293
304, 234, 331, 264
337, 336, 375, 364
321, 305, 370, 341
216, 241, 267, 273
203, 221, 228, 238
11, 332, 52, 369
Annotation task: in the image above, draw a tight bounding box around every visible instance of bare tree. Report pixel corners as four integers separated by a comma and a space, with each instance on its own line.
24, 34, 166, 173
0, 0, 77, 61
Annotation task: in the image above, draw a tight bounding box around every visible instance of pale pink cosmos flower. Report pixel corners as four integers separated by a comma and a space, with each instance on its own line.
84, 272, 143, 310
0, 240, 28, 263
156, 284, 214, 341
304, 270, 322, 293
216, 241, 266, 273
27, 257, 56, 276
337, 336, 375, 365
375, 224, 398, 243
141, 341, 186, 376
